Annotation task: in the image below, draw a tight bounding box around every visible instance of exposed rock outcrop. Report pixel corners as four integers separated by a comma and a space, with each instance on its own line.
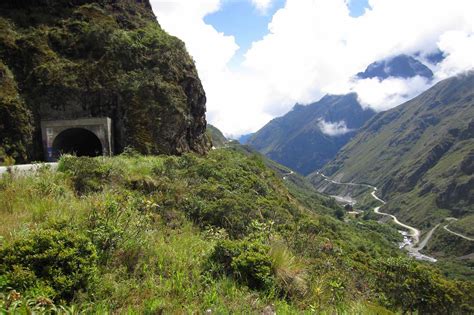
0, 0, 210, 162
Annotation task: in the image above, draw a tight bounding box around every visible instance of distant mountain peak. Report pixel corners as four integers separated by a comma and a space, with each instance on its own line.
357, 54, 433, 80
247, 93, 375, 175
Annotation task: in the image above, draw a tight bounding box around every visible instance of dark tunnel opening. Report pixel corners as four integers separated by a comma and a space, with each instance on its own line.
52, 128, 103, 158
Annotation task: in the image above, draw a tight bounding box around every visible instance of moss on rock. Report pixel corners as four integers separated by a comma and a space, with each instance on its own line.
0, 0, 210, 161
0, 61, 33, 164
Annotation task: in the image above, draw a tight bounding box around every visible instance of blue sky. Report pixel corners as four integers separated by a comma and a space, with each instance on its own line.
347, 0, 370, 18
204, 0, 286, 68
204, 0, 371, 68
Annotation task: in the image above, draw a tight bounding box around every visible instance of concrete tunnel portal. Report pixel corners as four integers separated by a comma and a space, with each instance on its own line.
52, 128, 103, 158
41, 118, 113, 162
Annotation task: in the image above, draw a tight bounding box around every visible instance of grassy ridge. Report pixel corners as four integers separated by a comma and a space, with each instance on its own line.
0, 150, 472, 313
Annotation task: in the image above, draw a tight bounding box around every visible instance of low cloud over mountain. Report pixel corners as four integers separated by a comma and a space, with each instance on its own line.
152, 0, 474, 136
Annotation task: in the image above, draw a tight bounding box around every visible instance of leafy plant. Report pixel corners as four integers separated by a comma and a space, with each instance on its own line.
375, 257, 472, 314
0, 229, 97, 301
57, 155, 111, 194
210, 239, 274, 291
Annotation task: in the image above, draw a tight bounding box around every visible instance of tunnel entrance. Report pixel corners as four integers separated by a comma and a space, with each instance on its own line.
41, 118, 113, 162
52, 128, 103, 158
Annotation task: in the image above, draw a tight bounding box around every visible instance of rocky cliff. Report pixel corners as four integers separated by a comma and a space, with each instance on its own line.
0, 0, 210, 163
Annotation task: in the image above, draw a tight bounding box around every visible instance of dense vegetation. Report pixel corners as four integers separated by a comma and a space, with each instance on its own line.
0, 0, 209, 164
0, 61, 33, 164
1, 150, 472, 313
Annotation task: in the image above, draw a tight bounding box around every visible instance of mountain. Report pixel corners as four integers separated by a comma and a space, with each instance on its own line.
238, 133, 254, 144
247, 93, 375, 175
207, 124, 227, 148
0, 0, 209, 163
356, 54, 434, 80
247, 54, 434, 176
311, 73, 474, 235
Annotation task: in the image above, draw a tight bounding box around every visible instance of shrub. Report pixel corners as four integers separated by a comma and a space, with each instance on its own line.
210, 239, 274, 291
0, 62, 33, 164
269, 243, 307, 299
375, 257, 471, 314
0, 229, 98, 301
85, 192, 152, 264
334, 208, 345, 220
58, 156, 111, 194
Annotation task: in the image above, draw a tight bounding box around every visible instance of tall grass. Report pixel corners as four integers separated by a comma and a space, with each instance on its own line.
1, 152, 470, 313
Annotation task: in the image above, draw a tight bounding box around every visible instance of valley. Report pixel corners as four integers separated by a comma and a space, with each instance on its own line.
314, 171, 438, 262
247, 73, 474, 265
1, 0, 473, 313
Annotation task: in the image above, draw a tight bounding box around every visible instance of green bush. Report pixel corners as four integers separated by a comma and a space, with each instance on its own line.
210, 239, 274, 290
375, 257, 472, 314
57, 156, 112, 194
0, 62, 33, 163
85, 192, 151, 264
0, 229, 98, 301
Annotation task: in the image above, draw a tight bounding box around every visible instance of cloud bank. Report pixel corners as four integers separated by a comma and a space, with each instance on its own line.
151, 0, 474, 137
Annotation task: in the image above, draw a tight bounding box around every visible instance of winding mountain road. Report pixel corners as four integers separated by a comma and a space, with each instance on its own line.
316, 172, 437, 262
416, 224, 441, 251
443, 218, 474, 241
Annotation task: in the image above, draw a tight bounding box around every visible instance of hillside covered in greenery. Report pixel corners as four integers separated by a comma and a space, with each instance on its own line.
206, 124, 228, 148
311, 73, 474, 257
1, 150, 472, 313
0, 0, 210, 164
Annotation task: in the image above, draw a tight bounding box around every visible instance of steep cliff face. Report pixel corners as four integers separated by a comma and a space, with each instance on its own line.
0, 0, 210, 162
0, 61, 33, 162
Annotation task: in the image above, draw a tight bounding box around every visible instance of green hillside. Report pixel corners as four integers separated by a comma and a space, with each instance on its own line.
207, 124, 228, 148
1, 151, 472, 313
227, 142, 342, 217
311, 73, 474, 244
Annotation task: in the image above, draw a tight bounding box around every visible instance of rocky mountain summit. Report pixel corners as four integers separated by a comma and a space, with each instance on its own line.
356, 54, 434, 80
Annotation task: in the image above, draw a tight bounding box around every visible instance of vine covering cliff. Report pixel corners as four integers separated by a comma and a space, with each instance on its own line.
0, 0, 210, 163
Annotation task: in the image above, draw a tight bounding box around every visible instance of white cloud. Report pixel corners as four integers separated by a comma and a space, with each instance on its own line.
436, 31, 474, 79
325, 75, 433, 111
354, 76, 433, 111
150, 0, 238, 77
318, 119, 353, 136
251, 0, 274, 13
150, 0, 474, 136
